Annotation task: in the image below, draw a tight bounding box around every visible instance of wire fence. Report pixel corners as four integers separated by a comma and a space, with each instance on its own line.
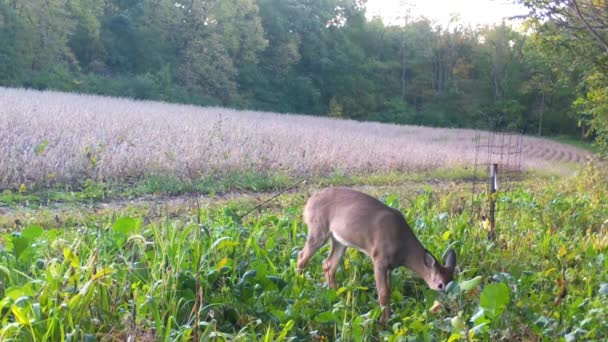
471, 129, 524, 237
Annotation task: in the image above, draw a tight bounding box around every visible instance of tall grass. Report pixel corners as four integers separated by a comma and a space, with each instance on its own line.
0, 87, 590, 190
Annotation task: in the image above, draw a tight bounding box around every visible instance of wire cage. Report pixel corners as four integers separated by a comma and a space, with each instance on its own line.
471, 129, 524, 238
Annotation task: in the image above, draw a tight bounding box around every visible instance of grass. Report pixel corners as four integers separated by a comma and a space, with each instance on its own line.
0, 163, 562, 209
0, 169, 444, 207
549, 135, 601, 153
0, 162, 606, 341
0, 170, 295, 207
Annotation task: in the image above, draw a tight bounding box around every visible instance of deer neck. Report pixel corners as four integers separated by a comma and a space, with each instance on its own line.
399, 237, 430, 278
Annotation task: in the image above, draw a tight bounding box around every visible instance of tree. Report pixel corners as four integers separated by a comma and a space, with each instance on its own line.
0, 2, 33, 84
520, 0, 608, 149
177, 34, 238, 103
11, 0, 76, 72
67, 0, 105, 72
170, 0, 266, 104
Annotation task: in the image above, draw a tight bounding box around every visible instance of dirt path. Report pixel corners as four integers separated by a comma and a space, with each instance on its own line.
0, 180, 468, 229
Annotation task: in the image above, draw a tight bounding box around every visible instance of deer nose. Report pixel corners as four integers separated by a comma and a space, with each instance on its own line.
438, 283, 444, 290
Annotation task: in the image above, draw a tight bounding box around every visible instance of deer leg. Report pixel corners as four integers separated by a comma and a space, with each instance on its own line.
373, 262, 391, 325
297, 228, 330, 274
322, 237, 347, 289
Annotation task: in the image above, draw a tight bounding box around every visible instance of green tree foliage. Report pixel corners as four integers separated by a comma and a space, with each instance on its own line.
519, 0, 608, 150
67, 0, 104, 71
0, 0, 603, 144
0, 2, 33, 84
574, 70, 608, 150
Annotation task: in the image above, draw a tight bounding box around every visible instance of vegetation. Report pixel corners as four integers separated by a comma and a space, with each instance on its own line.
0, 88, 590, 192
520, 0, 608, 152
1, 0, 607, 340
1, 0, 607, 144
0, 162, 606, 341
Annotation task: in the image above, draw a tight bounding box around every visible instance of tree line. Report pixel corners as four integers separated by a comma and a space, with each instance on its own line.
0, 0, 607, 145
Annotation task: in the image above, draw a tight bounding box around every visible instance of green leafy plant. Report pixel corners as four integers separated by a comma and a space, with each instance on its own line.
0, 164, 606, 340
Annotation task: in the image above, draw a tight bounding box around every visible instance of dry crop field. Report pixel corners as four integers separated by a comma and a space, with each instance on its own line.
0, 87, 590, 190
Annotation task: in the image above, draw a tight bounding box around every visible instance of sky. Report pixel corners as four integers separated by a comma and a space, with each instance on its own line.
365, 0, 529, 28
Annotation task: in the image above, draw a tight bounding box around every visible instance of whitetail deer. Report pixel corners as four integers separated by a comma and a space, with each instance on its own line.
297, 187, 457, 324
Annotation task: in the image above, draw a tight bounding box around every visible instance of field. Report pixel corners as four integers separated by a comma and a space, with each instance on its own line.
1, 89, 607, 341
0, 87, 591, 192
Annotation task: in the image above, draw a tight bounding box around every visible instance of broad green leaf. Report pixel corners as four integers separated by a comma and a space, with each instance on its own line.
216, 257, 233, 271
113, 216, 139, 235
351, 315, 364, 336
5, 287, 26, 301
5, 286, 34, 301
271, 309, 288, 322
21, 225, 44, 240
216, 239, 239, 250
447, 333, 462, 342
209, 237, 231, 253
63, 248, 80, 268
314, 311, 336, 323
11, 305, 30, 326
479, 283, 510, 319
460, 276, 483, 292
12, 237, 30, 260
365, 307, 383, 321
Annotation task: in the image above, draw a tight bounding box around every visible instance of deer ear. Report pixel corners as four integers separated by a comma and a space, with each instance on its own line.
424, 251, 436, 268
444, 249, 456, 270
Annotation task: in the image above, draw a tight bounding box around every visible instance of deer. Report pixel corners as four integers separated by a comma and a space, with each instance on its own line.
297, 187, 457, 324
